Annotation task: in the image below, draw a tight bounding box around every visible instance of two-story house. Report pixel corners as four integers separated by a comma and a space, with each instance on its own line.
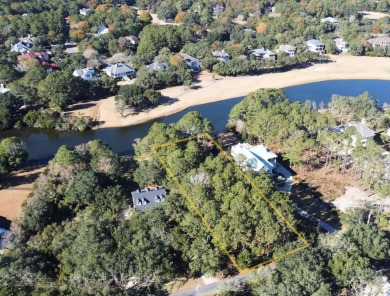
306, 39, 326, 54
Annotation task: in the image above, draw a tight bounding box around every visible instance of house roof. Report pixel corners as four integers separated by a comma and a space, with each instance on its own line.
231, 143, 277, 172
0, 84, 10, 94
180, 53, 199, 63
80, 8, 92, 14
17, 51, 47, 59
212, 50, 229, 57
334, 38, 347, 45
321, 17, 338, 23
367, 37, 390, 46
131, 187, 167, 211
146, 62, 169, 71
248, 48, 276, 56
125, 35, 139, 42
73, 68, 95, 76
348, 122, 376, 138
278, 44, 297, 51
307, 39, 324, 46
103, 63, 135, 75
97, 23, 108, 34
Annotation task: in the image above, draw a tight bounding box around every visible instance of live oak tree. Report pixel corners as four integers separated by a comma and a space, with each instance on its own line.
0, 136, 28, 175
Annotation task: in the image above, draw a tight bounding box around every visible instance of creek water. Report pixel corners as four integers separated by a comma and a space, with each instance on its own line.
1, 79, 389, 162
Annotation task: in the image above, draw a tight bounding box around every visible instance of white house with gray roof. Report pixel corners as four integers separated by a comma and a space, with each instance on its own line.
131, 187, 167, 211
277, 44, 297, 56
320, 17, 338, 24
103, 63, 136, 78
72, 68, 99, 80
248, 48, 276, 60
79, 8, 92, 15
348, 121, 376, 146
10, 35, 35, 53
334, 38, 348, 52
146, 62, 169, 72
231, 143, 278, 176
96, 23, 109, 35
212, 50, 230, 62
180, 53, 202, 72
306, 39, 325, 54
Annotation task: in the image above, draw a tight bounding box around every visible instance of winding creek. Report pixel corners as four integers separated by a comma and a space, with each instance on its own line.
1, 79, 390, 162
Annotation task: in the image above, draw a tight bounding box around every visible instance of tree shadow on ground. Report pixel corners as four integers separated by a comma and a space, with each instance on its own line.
0, 216, 11, 229
160, 96, 179, 106
66, 102, 97, 112
0, 165, 44, 190
291, 182, 342, 230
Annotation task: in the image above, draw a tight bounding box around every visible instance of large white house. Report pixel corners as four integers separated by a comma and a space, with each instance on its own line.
306, 39, 325, 54
231, 143, 278, 176
72, 68, 99, 80
334, 38, 348, 52
103, 63, 136, 78
277, 44, 297, 57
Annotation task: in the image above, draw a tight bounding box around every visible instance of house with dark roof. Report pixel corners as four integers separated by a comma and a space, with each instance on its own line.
131, 187, 167, 211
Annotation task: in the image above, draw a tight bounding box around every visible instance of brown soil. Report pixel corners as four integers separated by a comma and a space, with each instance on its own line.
0, 166, 44, 223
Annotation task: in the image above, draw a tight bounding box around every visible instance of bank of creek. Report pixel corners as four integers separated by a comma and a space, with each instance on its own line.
0, 79, 390, 163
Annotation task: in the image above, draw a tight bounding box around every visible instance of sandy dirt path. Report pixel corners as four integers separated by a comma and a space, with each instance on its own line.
0, 166, 44, 222
71, 55, 390, 129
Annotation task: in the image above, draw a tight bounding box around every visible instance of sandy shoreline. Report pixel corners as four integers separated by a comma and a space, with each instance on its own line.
69, 55, 390, 129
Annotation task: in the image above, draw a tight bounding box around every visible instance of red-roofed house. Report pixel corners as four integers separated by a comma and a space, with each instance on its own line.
17, 51, 49, 62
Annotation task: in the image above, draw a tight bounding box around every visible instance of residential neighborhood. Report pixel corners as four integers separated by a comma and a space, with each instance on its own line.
0, 0, 390, 295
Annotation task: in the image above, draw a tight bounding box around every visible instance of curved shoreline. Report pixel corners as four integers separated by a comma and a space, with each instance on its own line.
72, 55, 390, 129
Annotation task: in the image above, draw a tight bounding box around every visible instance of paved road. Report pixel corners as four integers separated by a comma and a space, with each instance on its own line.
170, 273, 250, 296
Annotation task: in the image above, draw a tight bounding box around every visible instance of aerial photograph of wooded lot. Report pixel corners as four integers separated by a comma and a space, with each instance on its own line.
0, 0, 390, 295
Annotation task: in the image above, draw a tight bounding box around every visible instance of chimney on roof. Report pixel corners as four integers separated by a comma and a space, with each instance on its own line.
142, 198, 148, 205
361, 118, 367, 125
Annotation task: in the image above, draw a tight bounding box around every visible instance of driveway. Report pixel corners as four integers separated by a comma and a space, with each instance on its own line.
275, 162, 293, 192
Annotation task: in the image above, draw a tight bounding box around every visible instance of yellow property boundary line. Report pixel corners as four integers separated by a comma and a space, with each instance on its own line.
151, 133, 309, 274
